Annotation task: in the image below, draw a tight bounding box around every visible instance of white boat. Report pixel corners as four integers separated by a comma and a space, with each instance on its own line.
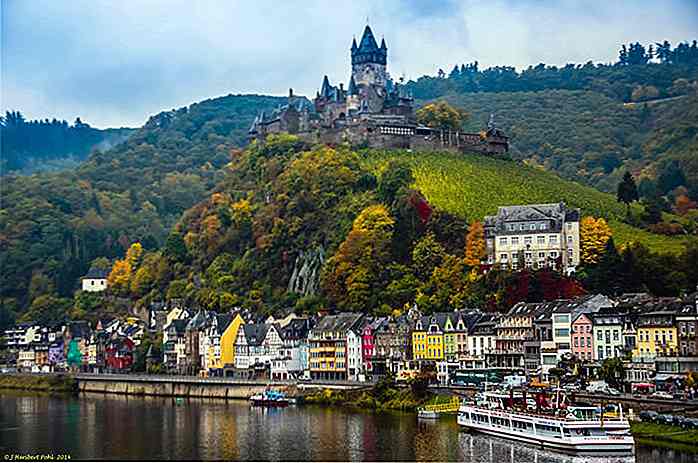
457, 390, 634, 454
417, 409, 439, 419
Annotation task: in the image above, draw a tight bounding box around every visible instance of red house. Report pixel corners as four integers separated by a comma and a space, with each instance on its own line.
105, 337, 134, 371
362, 318, 386, 375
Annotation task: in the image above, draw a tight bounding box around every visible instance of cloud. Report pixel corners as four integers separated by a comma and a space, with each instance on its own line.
2, 0, 696, 128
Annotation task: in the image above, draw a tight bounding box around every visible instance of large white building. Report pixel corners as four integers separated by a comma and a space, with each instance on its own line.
484, 202, 580, 274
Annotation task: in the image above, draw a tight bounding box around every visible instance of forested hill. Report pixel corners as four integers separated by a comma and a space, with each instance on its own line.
0, 112, 135, 175
405, 40, 698, 197
0, 94, 285, 326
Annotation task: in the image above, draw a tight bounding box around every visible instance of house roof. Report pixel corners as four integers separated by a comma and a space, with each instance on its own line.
82, 268, 109, 280
242, 324, 271, 346
312, 313, 364, 335
216, 314, 233, 335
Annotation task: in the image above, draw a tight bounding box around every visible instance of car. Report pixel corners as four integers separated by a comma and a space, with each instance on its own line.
672, 415, 687, 428
684, 417, 698, 429
606, 387, 621, 396
639, 410, 658, 422
651, 391, 673, 400
657, 414, 674, 425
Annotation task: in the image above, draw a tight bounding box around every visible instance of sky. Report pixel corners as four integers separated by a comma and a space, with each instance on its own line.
2, 0, 697, 128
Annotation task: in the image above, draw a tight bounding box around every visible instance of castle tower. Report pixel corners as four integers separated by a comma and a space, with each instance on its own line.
346, 75, 360, 112
351, 25, 388, 87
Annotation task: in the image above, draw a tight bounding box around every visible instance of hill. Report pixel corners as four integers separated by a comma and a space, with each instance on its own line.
362, 149, 692, 254
0, 94, 286, 322
0, 112, 135, 175
405, 40, 698, 199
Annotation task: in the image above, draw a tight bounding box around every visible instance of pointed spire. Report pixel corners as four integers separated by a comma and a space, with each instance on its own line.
348, 75, 358, 95
351, 37, 358, 51
358, 25, 378, 51
380, 37, 387, 50
320, 75, 331, 97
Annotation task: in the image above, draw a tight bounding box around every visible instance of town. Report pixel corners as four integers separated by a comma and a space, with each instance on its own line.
3, 203, 697, 401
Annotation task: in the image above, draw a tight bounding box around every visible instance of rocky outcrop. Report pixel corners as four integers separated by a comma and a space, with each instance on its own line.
287, 246, 325, 296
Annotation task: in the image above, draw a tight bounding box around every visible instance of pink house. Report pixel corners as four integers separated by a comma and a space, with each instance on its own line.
362, 322, 376, 374
571, 313, 593, 361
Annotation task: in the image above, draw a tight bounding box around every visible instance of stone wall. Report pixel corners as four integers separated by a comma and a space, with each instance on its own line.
78, 378, 288, 399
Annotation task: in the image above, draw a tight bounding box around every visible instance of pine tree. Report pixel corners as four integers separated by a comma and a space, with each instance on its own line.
617, 171, 639, 211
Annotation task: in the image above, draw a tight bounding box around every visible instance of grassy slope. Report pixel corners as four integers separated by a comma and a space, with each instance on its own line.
362, 149, 691, 254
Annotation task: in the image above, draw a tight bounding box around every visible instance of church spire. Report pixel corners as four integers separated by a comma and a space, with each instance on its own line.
351, 37, 358, 51
380, 37, 387, 50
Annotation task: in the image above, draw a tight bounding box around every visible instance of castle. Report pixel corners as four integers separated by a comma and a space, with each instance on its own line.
249, 25, 508, 154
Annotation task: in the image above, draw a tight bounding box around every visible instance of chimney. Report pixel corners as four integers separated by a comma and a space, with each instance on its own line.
340, 83, 344, 92
288, 88, 293, 98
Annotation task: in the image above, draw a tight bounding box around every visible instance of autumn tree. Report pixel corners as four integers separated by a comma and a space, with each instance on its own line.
321, 205, 395, 312
464, 220, 486, 266
579, 217, 612, 265
416, 101, 469, 131
412, 233, 445, 281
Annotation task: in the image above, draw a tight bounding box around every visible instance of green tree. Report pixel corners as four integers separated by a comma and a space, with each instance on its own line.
616, 172, 639, 209
164, 231, 188, 263
377, 161, 413, 206
412, 233, 445, 281
599, 357, 626, 390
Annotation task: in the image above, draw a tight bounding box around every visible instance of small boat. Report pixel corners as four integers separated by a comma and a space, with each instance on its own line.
417, 409, 439, 419
249, 389, 292, 407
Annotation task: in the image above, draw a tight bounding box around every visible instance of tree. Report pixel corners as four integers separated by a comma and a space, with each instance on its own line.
657, 160, 687, 195
107, 259, 132, 295
164, 231, 188, 263
125, 242, 143, 268
415, 101, 469, 131
616, 171, 639, 211
464, 221, 485, 266
20, 294, 71, 325
579, 217, 612, 265
377, 161, 413, 206
412, 233, 445, 281
599, 357, 626, 390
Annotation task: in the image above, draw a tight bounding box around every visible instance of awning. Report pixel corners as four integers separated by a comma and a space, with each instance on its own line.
655, 373, 683, 381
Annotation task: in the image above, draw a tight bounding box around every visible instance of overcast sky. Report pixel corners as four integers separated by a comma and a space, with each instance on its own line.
3, 0, 697, 128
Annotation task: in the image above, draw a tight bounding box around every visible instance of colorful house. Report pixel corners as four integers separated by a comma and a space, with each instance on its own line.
220, 312, 245, 368
633, 310, 679, 360
308, 313, 363, 381
412, 314, 447, 361
571, 313, 593, 361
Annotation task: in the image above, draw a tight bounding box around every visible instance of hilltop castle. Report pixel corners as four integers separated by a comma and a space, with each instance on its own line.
249, 26, 508, 154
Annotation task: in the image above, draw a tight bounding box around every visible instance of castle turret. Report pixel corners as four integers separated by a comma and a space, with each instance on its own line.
346, 75, 360, 112
351, 25, 388, 88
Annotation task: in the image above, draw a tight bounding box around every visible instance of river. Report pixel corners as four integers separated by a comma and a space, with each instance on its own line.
0, 392, 694, 462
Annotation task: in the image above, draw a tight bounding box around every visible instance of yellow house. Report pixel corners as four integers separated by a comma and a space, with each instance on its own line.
633, 311, 678, 360
412, 315, 447, 360
221, 313, 245, 368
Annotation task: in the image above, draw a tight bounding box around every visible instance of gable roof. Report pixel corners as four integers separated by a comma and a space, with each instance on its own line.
82, 268, 109, 280
242, 324, 270, 346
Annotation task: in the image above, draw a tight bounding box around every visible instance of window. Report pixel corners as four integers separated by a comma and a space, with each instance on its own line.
508, 224, 515, 231
567, 249, 573, 257
580, 337, 585, 347
537, 236, 545, 245
499, 237, 508, 246
550, 251, 558, 258
598, 346, 604, 360
613, 330, 619, 341
554, 314, 569, 323
520, 224, 526, 231
567, 235, 573, 243
538, 252, 545, 259
525, 252, 532, 260
529, 224, 536, 231
511, 237, 519, 245
555, 328, 570, 338
573, 338, 578, 347
524, 236, 532, 245
500, 253, 508, 262
549, 235, 558, 244
539, 223, 547, 231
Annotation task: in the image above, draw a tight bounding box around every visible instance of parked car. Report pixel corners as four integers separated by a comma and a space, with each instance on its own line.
606, 387, 621, 396
651, 391, 673, 400
657, 414, 674, 425
672, 415, 687, 428
684, 417, 698, 429
639, 410, 658, 422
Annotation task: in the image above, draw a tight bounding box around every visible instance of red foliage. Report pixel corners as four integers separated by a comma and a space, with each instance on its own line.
409, 192, 433, 225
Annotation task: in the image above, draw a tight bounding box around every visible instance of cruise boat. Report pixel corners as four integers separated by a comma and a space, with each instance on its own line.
457, 390, 634, 454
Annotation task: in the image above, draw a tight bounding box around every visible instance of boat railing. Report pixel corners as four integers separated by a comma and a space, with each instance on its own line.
460, 403, 628, 423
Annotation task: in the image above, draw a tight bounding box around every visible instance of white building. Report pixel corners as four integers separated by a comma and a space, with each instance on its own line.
346, 326, 363, 381
484, 202, 580, 274
80, 268, 109, 292
590, 313, 624, 361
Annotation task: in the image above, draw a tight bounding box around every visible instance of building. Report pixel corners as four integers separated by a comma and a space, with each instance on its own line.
346, 322, 364, 381
184, 311, 210, 375
308, 313, 363, 381
412, 314, 449, 361
220, 312, 245, 370
590, 312, 624, 361
203, 313, 233, 376
362, 318, 387, 376
484, 202, 580, 274
249, 25, 507, 155
163, 319, 188, 373
80, 268, 108, 292
633, 310, 679, 361
271, 318, 313, 380
373, 314, 414, 376
676, 292, 698, 356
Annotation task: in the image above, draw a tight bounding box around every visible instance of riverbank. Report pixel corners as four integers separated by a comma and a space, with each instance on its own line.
630, 421, 698, 454
303, 379, 450, 412
0, 374, 77, 393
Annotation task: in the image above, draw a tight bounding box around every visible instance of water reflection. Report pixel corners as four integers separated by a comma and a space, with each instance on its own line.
0, 392, 694, 462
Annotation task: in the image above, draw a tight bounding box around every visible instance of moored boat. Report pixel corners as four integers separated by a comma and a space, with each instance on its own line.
457, 390, 634, 454
249, 389, 292, 407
